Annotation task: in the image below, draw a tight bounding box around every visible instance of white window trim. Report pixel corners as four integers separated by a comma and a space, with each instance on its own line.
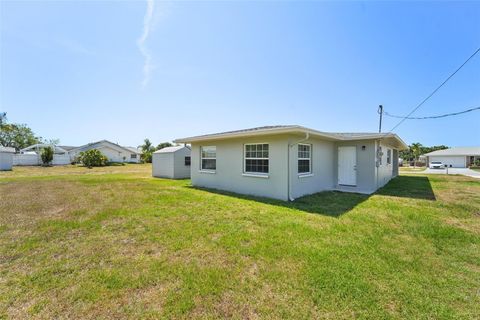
243, 143, 269, 175
200, 146, 216, 172
298, 173, 314, 178
298, 143, 312, 175
242, 173, 269, 179
199, 170, 216, 174
387, 148, 392, 165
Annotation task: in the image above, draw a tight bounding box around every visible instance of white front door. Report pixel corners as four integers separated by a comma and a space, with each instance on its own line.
338, 146, 357, 186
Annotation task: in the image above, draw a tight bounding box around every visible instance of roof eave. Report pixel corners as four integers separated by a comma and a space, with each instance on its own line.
174, 126, 341, 143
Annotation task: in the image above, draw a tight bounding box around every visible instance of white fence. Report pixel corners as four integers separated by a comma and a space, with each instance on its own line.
13, 154, 72, 166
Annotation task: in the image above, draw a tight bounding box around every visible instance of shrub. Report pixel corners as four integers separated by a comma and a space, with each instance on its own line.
141, 151, 153, 163
79, 149, 108, 168
41, 146, 54, 166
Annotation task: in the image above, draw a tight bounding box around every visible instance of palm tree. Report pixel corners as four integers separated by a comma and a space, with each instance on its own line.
140, 138, 154, 153
410, 142, 423, 168
139, 138, 155, 163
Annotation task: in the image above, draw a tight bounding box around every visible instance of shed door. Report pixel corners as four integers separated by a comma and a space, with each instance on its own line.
338, 146, 357, 186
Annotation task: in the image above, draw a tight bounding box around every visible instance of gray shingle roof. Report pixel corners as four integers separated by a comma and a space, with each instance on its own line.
423, 147, 480, 156
58, 145, 78, 151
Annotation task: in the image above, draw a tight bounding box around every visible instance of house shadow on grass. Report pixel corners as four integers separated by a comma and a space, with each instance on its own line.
186, 175, 435, 217
186, 186, 370, 217
376, 175, 436, 201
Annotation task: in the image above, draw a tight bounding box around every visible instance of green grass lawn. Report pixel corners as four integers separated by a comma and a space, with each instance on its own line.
1, 165, 479, 319
399, 166, 426, 172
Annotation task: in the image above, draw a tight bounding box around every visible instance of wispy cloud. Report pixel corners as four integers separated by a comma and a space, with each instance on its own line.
137, 0, 155, 88
58, 39, 94, 56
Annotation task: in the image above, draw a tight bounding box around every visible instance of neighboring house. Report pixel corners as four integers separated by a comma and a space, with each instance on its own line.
69, 140, 141, 163
152, 146, 191, 179
0, 146, 15, 171
14, 144, 71, 165
174, 125, 407, 201
423, 147, 480, 168
13, 140, 142, 166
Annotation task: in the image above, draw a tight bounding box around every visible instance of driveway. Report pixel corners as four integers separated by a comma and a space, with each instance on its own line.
422, 168, 480, 179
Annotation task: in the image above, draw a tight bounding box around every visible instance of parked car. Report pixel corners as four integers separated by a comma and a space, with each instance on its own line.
429, 161, 443, 169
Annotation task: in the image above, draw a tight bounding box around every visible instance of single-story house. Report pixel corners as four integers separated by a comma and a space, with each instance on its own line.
174, 125, 407, 201
152, 146, 191, 179
0, 146, 15, 171
12, 140, 142, 166
69, 140, 141, 163
423, 147, 480, 168
14, 144, 71, 165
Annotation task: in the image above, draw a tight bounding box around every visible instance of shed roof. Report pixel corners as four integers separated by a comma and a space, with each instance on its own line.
423, 147, 480, 156
174, 125, 408, 150
154, 146, 190, 154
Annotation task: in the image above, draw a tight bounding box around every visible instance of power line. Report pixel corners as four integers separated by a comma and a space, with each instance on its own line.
388, 46, 480, 132
384, 106, 480, 120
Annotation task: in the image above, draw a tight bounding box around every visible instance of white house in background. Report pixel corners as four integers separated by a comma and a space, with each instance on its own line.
0, 146, 15, 171
14, 144, 71, 166
423, 147, 480, 168
12, 140, 142, 166
152, 146, 191, 179
174, 125, 407, 201
69, 140, 141, 163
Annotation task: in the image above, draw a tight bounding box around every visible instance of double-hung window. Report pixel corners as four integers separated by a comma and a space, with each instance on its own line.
185, 156, 191, 166
298, 144, 311, 174
244, 144, 269, 174
387, 149, 392, 165
201, 146, 216, 171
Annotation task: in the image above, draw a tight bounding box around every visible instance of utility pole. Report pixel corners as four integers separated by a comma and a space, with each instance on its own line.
377, 105, 383, 133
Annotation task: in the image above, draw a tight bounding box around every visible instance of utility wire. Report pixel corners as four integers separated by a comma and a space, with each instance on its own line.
388, 46, 480, 132
384, 106, 480, 120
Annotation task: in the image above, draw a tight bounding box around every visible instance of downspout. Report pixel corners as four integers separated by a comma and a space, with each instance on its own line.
287, 132, 310, 201
375, 139, 381, 190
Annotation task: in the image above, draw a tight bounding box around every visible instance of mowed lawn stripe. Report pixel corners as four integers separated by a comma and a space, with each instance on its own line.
0, 164, 479, 319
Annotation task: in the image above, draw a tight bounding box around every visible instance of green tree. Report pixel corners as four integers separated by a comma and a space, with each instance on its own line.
156, 142, 173, 150
0, 123, 41, 150
139, 138, 155, 163
410, 142, 423, 168
78, 149, 108, 168
41, 146, 54, 166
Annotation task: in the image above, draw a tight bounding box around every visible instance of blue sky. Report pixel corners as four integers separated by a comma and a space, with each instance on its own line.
1, 1, 479, 147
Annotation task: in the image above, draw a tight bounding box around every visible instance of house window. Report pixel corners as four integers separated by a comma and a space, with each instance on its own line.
131, 154, 137, 159
185, 156, 191, 166
387, 149, 392, 165
244, 144, 269, 174
201, 146, 216, 171
298, 144, 311, 174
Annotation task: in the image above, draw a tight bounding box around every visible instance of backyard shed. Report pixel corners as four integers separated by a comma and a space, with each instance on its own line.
152, 146, 191, 179
0, 146, 15, 171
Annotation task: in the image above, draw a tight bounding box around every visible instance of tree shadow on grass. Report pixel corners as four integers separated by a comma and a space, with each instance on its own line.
376, 175, 436, 200
186, 186, 369, 217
